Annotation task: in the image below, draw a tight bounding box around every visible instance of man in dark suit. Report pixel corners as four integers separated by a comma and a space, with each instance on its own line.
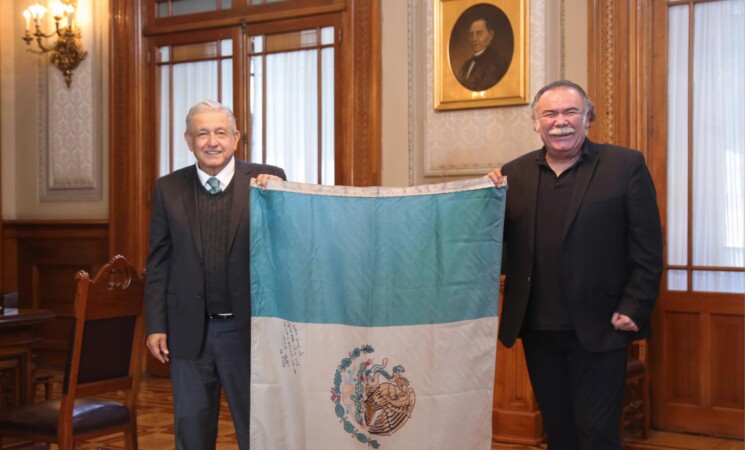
488, 80, 663, 449
456, 17, 511, 92
145, 100, 286, 450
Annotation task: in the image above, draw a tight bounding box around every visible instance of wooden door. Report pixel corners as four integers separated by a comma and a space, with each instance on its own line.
647, 0, 744, 437
588, 0, 744, 438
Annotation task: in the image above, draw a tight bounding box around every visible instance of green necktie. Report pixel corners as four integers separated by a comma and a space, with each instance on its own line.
206, 177, 222, 195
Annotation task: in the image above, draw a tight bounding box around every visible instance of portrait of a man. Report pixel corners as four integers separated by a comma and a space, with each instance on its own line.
450, 4, 514, 92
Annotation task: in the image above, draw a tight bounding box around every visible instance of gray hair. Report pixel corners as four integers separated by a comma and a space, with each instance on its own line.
185, 100, 237, 135
531, 80, 596, 123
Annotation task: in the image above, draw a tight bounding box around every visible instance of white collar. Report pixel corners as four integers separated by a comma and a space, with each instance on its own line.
196, 157, 235, 192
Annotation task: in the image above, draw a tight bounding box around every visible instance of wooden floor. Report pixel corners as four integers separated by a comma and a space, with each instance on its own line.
491, 433, 744, 450
7, 373, 744, 449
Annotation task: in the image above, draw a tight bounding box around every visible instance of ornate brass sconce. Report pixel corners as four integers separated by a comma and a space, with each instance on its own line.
22, 0, 87, 88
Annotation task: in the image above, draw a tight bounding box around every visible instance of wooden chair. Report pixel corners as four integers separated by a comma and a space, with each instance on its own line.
0, 255, 145, 450
621, 339, 651, 440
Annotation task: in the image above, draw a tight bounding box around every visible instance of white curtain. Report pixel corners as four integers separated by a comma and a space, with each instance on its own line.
158, 40, 233, 177
321, 46, 335, 185
264, 49, 319, 183
251, 28, 335, 185
169, 62, 219, 176
667, 0, 745, 293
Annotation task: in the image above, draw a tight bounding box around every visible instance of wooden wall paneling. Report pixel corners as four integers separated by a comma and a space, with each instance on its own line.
1, 238, 18, 293
2, 221, 109, 368
492, 340, 543, 444
492, 279, 543, 445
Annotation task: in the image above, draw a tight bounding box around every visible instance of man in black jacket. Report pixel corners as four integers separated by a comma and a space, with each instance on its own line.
488, 80, 663, 449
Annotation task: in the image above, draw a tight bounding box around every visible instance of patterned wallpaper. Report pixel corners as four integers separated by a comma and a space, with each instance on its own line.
38, 0, 102, 202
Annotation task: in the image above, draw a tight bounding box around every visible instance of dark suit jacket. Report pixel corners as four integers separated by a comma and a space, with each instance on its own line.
144, 159, 286, 359
456, 44, 511, 92
499, 140, 663, 352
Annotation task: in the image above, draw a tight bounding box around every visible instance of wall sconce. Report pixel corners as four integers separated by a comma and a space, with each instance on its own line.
22, 0, 87, 88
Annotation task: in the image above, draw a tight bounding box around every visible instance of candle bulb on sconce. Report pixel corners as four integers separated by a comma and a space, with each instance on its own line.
23, 10, 31, 33
21, 0, 87, 88
50, 1, 67, 20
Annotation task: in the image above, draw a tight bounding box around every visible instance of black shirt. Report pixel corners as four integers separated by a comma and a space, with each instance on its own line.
526, 148, 586, 330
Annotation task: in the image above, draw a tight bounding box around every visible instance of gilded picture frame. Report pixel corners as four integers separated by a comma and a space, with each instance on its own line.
434, 0, 529, 111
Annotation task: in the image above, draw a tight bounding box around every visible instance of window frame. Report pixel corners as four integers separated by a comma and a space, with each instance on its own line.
142, 0, 346, 36
242, 14, 342, 184
148, 28, 244, 179
109, 0, 381, 269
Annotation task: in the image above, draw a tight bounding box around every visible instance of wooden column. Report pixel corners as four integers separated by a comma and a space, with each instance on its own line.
587, 0, 653, 156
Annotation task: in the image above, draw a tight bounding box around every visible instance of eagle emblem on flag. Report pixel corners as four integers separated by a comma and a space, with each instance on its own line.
331, 346, 417, 447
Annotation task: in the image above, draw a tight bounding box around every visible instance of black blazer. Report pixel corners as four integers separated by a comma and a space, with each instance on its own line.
144, 159, 286, 359
499, 140, 663, 352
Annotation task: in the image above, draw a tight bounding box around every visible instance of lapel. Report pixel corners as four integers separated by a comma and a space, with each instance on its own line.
181, 166, 203, 260
561, 139, 600, 241
228, 160, 252, 254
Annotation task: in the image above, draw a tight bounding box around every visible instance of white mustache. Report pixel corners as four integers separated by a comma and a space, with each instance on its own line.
548, 126, 575, 136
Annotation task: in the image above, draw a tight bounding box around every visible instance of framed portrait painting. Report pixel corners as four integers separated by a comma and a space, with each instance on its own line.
434, 0, 529, 111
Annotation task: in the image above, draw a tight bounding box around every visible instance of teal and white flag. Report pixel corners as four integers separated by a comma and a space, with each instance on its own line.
250, 178, 505, 450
